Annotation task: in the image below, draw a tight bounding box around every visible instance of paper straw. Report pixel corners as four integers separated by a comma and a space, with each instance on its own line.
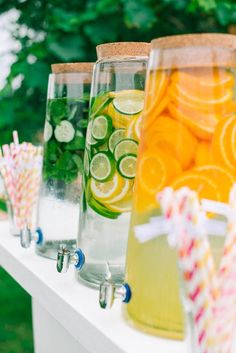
158, 188, 217, 353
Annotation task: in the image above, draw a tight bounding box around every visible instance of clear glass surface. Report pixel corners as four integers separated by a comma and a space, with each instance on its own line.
77, 58, 147, 286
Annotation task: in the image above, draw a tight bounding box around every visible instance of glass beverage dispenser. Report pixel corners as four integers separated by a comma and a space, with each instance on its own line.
99, 34, 236, 340
20, 63, 94, 259
57, 42, 150, 286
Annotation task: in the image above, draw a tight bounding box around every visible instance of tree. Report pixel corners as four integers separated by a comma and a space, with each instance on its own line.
0, 0, 236, 144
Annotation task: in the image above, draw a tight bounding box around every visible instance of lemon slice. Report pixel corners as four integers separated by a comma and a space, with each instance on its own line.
105, 198, 132, 213
134, 115, 142, 141
112, 90, 144, 115
104, 178, 131, 203
90, 173, 124, 201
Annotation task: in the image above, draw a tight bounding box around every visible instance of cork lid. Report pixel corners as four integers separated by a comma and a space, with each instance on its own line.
152, 33, 236, 49
96, 42, 150, 60
151, 33, 236, 69
51, 62, 94, 74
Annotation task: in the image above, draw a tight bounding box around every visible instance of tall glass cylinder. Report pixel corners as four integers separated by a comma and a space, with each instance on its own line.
36, 63, 94, 259
77, 42, 150, 287
124, 34, 236, 341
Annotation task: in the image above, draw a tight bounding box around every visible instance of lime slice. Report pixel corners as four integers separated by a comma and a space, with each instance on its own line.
84, 149, 90, 177
114, 138, 138, 161
90, 93, 113, 117
112, 90, 144, 115
90, 173, 123, 201
88, 196, 121, 219
86, 182, 121, 219
91, 115, 112, 141
117, 154, 137, 179
86, 121, 103, 147
108, 129, 126, 153
90, 152, 115, 181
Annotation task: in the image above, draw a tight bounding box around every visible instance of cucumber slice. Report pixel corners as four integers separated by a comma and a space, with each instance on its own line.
108, 129, 126, 153
112, 90, 144, 115
114, 138, 138, 161
117, 154, 137, 179
91, 115, 112, 141
54, 120, 75, 143
90, 152, 115, 181
44, 121, 53, 142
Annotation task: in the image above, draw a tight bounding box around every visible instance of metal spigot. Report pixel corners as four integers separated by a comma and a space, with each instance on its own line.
99, 263, 131, 309
56, 247, 85, 273
20, 227, 43, 248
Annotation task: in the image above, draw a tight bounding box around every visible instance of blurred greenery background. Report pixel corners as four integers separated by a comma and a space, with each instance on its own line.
1, 0, 236, 352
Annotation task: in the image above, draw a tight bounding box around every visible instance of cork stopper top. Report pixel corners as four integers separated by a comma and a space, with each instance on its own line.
96, 42, 150, 60
51, 62, 94, 74
150, 33, 236, 69
152, 33, 236, 49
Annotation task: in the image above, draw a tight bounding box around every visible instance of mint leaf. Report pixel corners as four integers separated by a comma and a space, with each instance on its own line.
65, 135, 85, 150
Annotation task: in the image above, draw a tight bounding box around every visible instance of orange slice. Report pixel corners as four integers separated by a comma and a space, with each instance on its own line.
169, 85, 233, 115
137, 150, 182, 195
145, 70, 169, 109
168, 102, 218, 140
143, 95, 169, 130
172, 172, 221, 202
171, 69, 234, 99
195, 142, 213, 167
143, 70, 169, 130
144, 116, 197, 169
169, 83, 233, 112
212, 115, 236, 172
193, 165, 235, 202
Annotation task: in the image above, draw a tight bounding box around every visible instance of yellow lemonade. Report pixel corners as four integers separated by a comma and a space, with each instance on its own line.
124, 35, 236, 339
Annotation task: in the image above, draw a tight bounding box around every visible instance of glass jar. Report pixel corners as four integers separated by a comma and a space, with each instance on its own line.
76, 42, 150, 287
35, 63, 94, 259
122, 34, 236, 340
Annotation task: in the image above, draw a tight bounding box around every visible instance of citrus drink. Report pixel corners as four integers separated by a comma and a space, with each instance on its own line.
125, 59, 236, 336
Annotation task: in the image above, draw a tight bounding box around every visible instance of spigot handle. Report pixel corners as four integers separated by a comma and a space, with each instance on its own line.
20, 226, 32, 248
56, 248, 85, 274
57, 248, 71, 273
20, 227, 43, 248
99, 281, 131, 309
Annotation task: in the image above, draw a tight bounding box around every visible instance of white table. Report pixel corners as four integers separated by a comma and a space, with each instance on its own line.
0, 221, 186, 353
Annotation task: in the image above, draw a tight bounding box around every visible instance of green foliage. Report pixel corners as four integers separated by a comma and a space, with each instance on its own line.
1, 0, 236, 145
0, 267, 33, 353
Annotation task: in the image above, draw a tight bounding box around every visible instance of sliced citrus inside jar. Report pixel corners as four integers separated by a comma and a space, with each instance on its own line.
168, 102, 218, 140
144, 116, 197, 169
90, 173, 124, 202
170, 69, 234, 99
117, 154, 137, 179
195, 142, 213, 167
91, 115, 112, 141
212, 114, 236, 172
90, 152, 115, 181
114, 138, 138, 161
172, 172, 221, 202
137, 151, 182, 195
193, 165, 235, 202
112, 90, 144, 115
169, 83, 233, 113
108, 129, 126, 153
